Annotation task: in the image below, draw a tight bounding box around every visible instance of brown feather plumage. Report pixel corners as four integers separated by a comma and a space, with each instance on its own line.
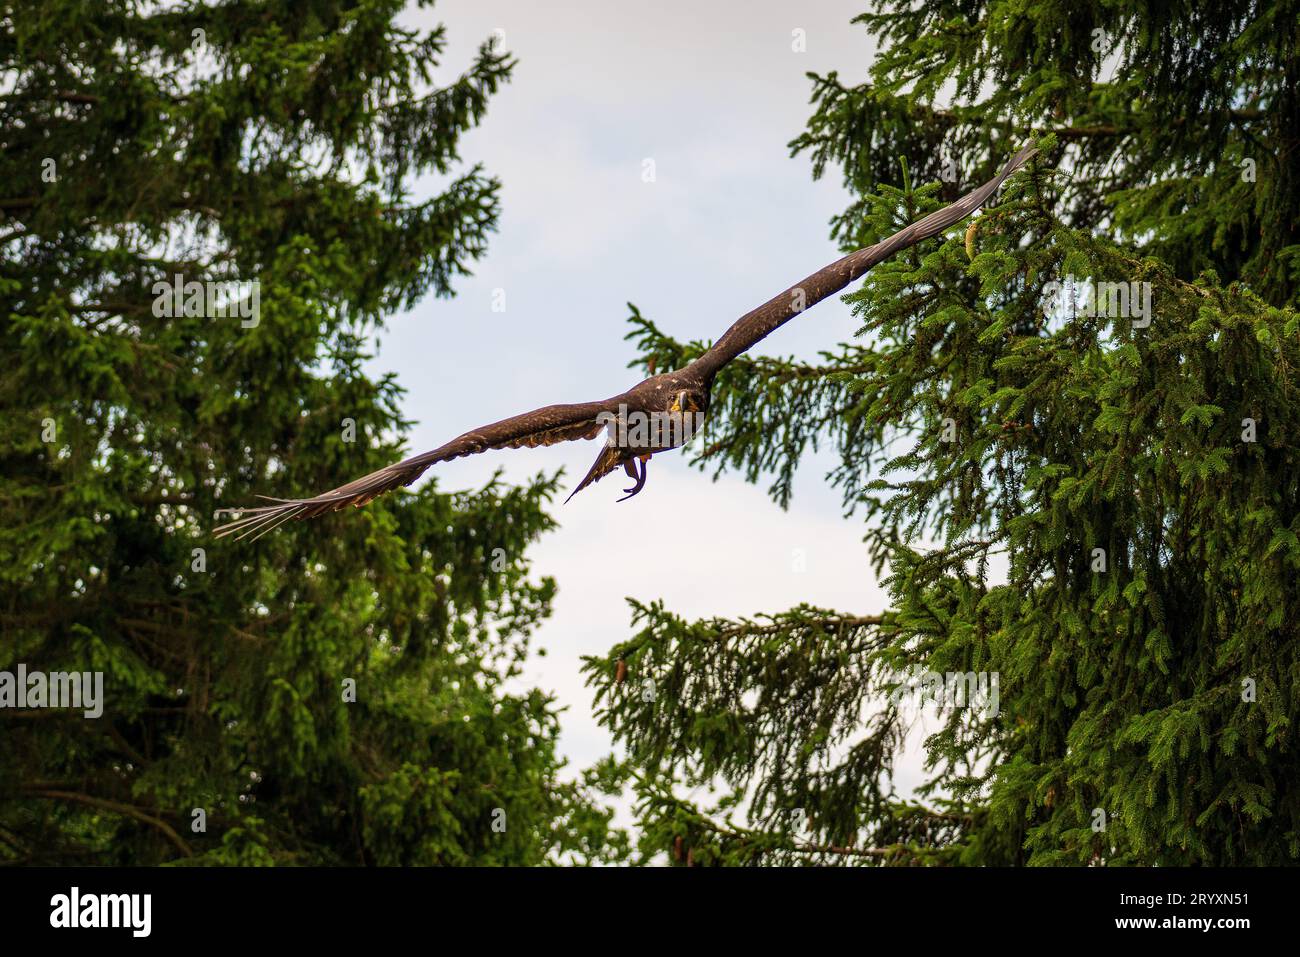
215, 401, 612, 539
215, 145, 1036, 538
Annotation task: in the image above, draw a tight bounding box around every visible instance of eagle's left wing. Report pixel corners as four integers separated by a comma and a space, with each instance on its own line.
687, 143, 1038, 380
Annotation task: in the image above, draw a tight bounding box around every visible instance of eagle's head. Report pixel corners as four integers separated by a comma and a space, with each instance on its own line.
664, 387, 708, 449
669, 388, 707, 415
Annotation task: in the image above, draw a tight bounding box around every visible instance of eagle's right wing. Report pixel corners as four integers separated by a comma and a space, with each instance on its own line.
214, 398, 617, 540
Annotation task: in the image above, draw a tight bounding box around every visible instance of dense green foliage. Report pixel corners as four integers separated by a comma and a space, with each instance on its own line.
586, 2, 1300, 865
1, 0, 625, 865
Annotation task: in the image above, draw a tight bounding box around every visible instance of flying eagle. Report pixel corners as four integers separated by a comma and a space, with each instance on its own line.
215, 144, 1036, 540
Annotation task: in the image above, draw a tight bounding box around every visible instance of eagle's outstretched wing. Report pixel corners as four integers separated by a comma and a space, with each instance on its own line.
214, 399, 614, 540
215, 144, 1037, 539
687, 143, 1038, 380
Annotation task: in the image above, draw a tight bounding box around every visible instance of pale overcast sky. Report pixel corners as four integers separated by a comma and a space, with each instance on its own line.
374, 1, 937, 796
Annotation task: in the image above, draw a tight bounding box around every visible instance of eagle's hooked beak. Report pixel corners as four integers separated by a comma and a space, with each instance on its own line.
673, 390, 696, 413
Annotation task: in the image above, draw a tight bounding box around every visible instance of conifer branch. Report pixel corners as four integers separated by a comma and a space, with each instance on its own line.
22, 789, 193, 858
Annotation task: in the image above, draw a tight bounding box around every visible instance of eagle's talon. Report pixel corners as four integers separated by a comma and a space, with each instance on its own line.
618, 455, 648, 501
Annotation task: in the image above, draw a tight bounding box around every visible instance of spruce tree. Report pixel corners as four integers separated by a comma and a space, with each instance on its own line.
1, 0, 626, 865
586, 2, 1300, 865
